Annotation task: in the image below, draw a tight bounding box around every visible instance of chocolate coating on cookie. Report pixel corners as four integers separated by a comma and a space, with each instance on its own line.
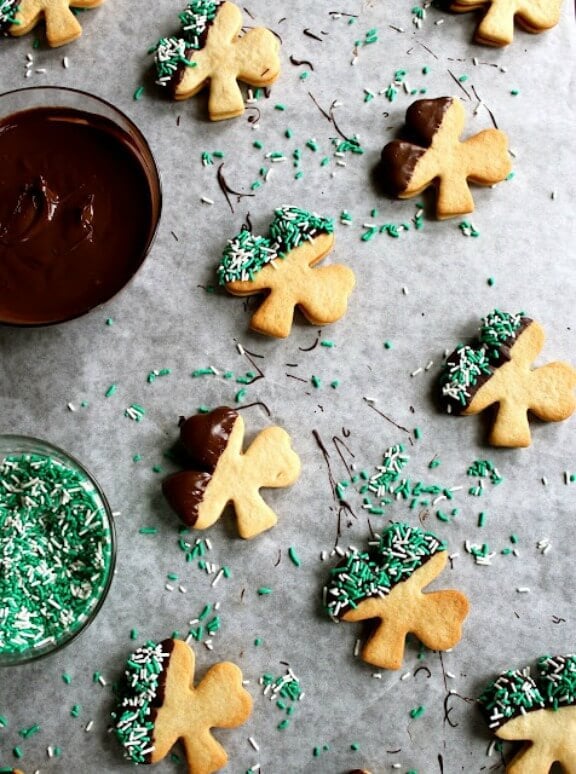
180, 407, 239, 470
406, 96, 453, 144
162, 470, 212, 526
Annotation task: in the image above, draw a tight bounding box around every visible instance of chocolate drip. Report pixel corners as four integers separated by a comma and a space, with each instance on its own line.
162, 470, 212, 526
179, 407, 238, 471
380, 141, 426, 195
148, 638, 176, 764
406, 97, 453, 145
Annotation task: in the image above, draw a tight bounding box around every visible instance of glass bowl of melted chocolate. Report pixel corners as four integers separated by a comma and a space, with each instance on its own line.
0, 87, 162, 325
0, 435, 117, 666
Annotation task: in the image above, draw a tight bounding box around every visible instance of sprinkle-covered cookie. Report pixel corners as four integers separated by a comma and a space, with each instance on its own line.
325, 523, 469, 669
113, 638, 252, 771
441, 309, 576, 446
150, 1, 281, 121
0, 0, 18, 34
479, 655, 576, 773
220, 206, 355, 338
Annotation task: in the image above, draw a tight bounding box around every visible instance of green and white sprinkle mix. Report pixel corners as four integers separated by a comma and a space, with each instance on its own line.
178, 0, 221, 49
479, 668, 545, 728
150, 36, 195, 86
537, 654, 576, 709
0, 453, 112, 655
325, 522, 445, 619
0, 0, 18, 30
440, 345, 493, 411
479, 309, 526, 353
269, 206, 334, 256
260, 668, 303, 729
217, 229, 278, 285
113, 640, 172, 763
217, 207, 334, 284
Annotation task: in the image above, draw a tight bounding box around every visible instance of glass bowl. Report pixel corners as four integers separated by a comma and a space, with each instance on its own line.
0, 86, 162, 325
0, 435, 116, 666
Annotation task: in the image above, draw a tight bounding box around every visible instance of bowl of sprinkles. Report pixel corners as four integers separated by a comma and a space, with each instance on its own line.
0, 435, 116, 666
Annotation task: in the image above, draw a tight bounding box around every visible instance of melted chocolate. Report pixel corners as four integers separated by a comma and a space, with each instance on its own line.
380, 141, 426, 195
406, 97, 453, 145
148, 638, 175, 764
162, 470, 212, 526
179, 407, 239, 471
0, 106, 159, 324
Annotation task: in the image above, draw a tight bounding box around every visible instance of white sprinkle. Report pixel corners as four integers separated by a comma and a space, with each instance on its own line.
541, 477, 548, 485
165, 583, 174, 591
542, 544, 551, 555
204, 639, 213, 650
411, 368, 422, 377
499, 66, 507, 73
25, 70, 32, 78
179, 585, 187, 593
35, 68, 47, 74
372, 672, 382, 679
334, 546, 345, 557
517, 587, 530, 594
63, 56, 69, 68
98, 675, 107, 686
242, 679, 250, 685
201, 196, 214, 205
85, 720, 94, 732
205, 538, 213, 550
236, 343, 245, 355
551, 191, 556, 200
320, 550, 327, 561
392, 765, 402, 770
336, 160, 347, 167
449, 552, 460, 561
564, 471, 570, 484
26, 53, 33, 61
401, 671, 411, 680
67, 402, 76, 411
354, 638, 361, 657
214, 601, 220, 610
402, 286, 408, 295
248, 736, 260, 751
425, 360, 434, 370
487, 739, 496, 756
435, 18, 444, 24
249, 765, 261, 772
472, 57, 478, 65
212, 568, 224, 586
47, 746, 54, 758
351, 55, 358, 66
446, 671, 456, 679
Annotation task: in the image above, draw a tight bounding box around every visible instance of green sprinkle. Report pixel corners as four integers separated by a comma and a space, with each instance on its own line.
428, 458, 440, 469
105, 384, 117, 398
478, 512, 487, 527
288, 547, 301, 567
125, 403, 146, 422
299, 71, 309, 80
70, 704, 81, 718
132, 454, 142, 462
278, 719, 289, 729
487, 276, 495, 286
257, 587, 272, 595
253, 140, 264, 149
222, 566, 232, 578
320, 156, 330, 166
501, 547, 512, 555
197, 405, 210, 413
350, 742, 360, 750
506, 171, 515, 181
235, 388, 247, 403
510, 534, 519, 544
254, 637, 262, 646
130, 628, 138, 640
320, 340, 334, 348
306, 139, 318, 151
92, 671, 101, 683
13, 746, 23, 759
133, 86, 145, 101
410, 705, 425, 719
458, 74, 468, 82
422, 66, 430, 74
414, 427, 422, 440
330, 380, 340, 389
510, 88, 520, 96
250, 181, 262, 191
139, 527, 158, 535
0, 715, 8, 728
285, 128, 293, 138
383, 340, 393, 350
18, 723, 40, 738
313, 746, 321, 757
311, 375, 322, 388
295, 170, 304, 180
167, 572, 179, 581
32, 37, 40, 48
275, 104, 286, 111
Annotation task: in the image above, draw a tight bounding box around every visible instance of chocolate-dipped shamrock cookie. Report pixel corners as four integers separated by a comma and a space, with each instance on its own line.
113, 638, 252, 772
324, 522, 469, 670
5, 0, 104, 46
479, 654, 576, 773
162, 407, 300, 538
451, 0, 563, 46
218, 206, 356, 338
441, 309, 576, 447
151, 1, 280, 120
380, 96, 511, 218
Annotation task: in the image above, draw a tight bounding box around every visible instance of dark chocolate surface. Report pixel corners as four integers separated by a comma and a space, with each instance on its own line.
162, 469, 212, 526
380, 141, 426, 195
179, 406, 239, 470
0, 107, 157, 324
406, 97, 452, 145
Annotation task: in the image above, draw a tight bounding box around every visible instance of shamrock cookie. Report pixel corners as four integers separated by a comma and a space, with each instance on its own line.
113, 638, 252, 772
441, 309, 576, 447
479, 654, 576, 773
324, 522, 469, 670
150, 1, 280, 121
162, 407, 300, 538
380, 97, 511, 219
218, 206, 356, 338
451, 0, 563, 46
5, 0, 104, 46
